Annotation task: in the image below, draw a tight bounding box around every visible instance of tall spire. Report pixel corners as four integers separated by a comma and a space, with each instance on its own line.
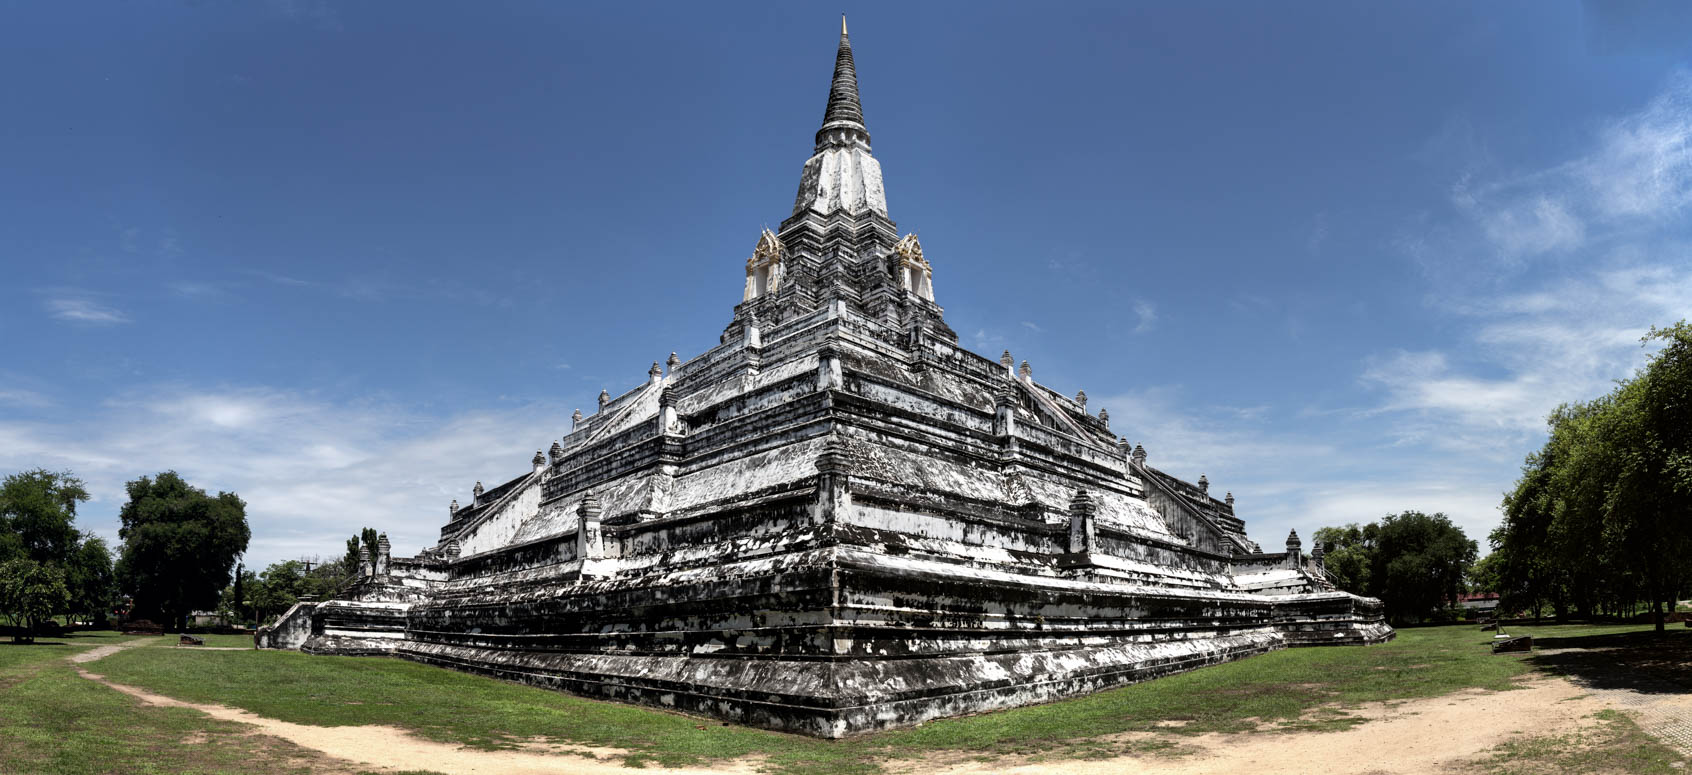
790, 18, 888, 219
817, 15, 869, 149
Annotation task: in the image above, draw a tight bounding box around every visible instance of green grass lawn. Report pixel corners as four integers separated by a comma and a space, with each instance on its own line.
0, 632, 381, 775
9, 623, 1683, 775
82, 623, 1682, 775
183, 632, 259, 648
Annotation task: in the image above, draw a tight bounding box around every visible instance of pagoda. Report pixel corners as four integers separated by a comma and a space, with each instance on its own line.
262, 19, 1391, 737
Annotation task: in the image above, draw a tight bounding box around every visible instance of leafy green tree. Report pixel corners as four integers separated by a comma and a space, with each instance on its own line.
65, 534, 115, 625
343, 536, 362, 576
1314, 512, 1476, 624
0, 559, 71, 643
219, 566, 258, 626
115, 472, 250, 631
251, 560, 307, 624
231, 562, 246, 624
1492, 321, 1692, 631
1370, 511, 1477, 624
1313, 523, 1375, 595
0, 469, 89, 566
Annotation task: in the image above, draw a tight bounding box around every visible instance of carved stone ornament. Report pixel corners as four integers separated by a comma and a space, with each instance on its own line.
893, 233, 934, 301
893, 232, 925, 265
743, 228, 785, 301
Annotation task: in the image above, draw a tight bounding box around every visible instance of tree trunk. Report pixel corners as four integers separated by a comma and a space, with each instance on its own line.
1655, 597, 1666, 634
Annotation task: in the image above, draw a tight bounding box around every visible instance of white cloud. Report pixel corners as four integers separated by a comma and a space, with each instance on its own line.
1090, 385, 1504, 552
0, 385, 570, 569
1581, 73, 1692, 219
1020, 321, 1043, 333
1434, 71, 1692, 265
46, 297, 130, 325
1132, 300, 1157, 334
169, 281, 226, 299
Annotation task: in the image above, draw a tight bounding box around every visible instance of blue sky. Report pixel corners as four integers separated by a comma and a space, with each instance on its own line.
5, 2, 1692, 568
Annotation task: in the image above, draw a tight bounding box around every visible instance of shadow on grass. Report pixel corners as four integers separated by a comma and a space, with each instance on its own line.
1527, 629, 1692, 695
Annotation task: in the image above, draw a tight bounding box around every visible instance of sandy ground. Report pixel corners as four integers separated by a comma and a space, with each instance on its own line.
66, 639, 1633, 775
908, 676, 1609, 775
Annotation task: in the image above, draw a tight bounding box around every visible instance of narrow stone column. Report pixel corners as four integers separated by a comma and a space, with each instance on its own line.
744, 313, 763, 375
814, 436, 852, 527
375, 533, 391, 578
1068, 491, 1097, 556
818, 343, 844, 391
577, 493, 604, 560
1285, 529, 1302, 569
994, 387, 1019, 459
659, 385, 678, 434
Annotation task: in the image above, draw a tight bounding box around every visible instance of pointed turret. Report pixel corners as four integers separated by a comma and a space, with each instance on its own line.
792, 18, 888, 218
818, 15, 869, 149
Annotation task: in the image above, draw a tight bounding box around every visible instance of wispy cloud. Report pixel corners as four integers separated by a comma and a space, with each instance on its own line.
45, 297, 130, 325
1020, 321, 1043, 333
1361, 262, 1691, 459
168, 281, 228, 299
1132, 300, 1157, 334
246, 269, 314, 287
0, 384, 573, 567
0, 389, 53, 409
1425, 71, 1692, 269
1347, 70, 1692, 544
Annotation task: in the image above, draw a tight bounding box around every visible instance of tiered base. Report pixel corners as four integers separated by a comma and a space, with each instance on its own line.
294, 550, 1397, 736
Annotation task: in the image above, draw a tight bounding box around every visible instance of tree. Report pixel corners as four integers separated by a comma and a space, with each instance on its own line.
0, 470, 89, 566
1313, 523, 1375, 595
115, 472, 250, 631
250, 560, 306, 625
0, 559, 70, 643
342, 536, 361, 576
231, 562, 246, 625
1314, 512, 1476, 624
65, 534, 115, 625
1370, 511, 1477, 624
1491, 321, 1692, 632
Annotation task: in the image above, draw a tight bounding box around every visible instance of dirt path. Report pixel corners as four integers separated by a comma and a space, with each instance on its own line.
70, 638, 760, 775
68, 638, 148, 663
909, 676, 1610, 775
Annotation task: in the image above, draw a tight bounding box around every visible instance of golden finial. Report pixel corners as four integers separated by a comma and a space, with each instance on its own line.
841, 14, 848, 36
